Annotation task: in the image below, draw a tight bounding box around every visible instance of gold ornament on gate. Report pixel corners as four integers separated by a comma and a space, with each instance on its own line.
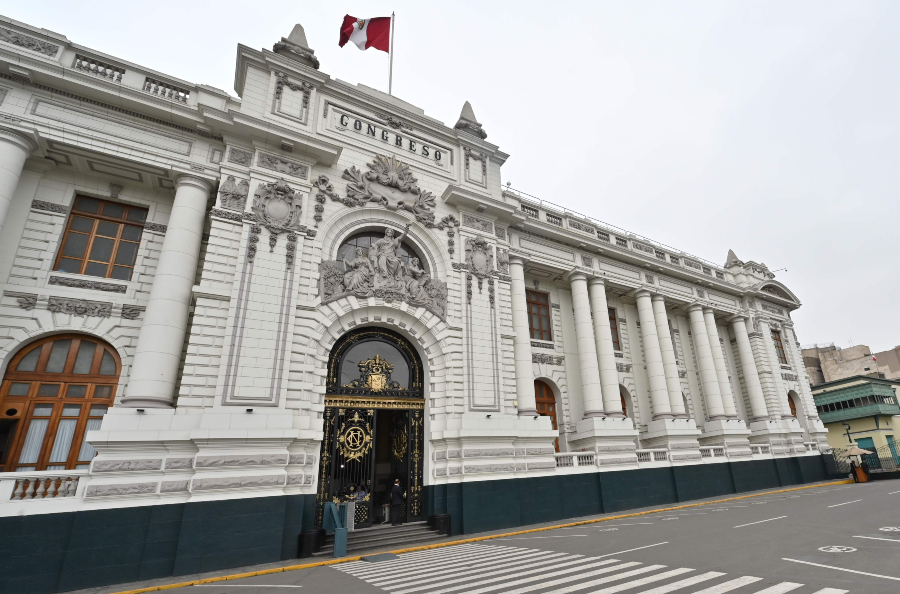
337, 420, 373, 461
392, 427, 408, 461
343, 354, 403, 393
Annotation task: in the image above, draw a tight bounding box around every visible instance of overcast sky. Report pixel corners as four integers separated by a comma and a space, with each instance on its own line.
8, 1, 899, 351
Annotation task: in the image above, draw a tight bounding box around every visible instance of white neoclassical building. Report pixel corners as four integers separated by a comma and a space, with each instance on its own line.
0, 16, 832, 592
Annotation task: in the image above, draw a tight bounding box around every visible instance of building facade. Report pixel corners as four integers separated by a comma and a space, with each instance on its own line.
811, 375, 900, 454
803, 342, 900, 386
0, 17, 832, 593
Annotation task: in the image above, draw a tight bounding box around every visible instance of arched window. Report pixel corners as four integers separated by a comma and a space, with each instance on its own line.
327, 328, 424, 399
534, 380, 559, 451
337, 231, 426, 272
787, 392, 798, 418
0, 335, 120, 471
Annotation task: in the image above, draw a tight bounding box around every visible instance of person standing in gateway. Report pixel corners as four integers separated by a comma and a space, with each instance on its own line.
391, 478, 404, 526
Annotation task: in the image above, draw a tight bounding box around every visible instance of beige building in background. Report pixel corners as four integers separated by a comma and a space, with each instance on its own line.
803, 343, 900, 386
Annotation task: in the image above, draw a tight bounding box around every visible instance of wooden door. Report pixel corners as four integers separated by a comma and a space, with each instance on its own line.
534, 380, 559, 452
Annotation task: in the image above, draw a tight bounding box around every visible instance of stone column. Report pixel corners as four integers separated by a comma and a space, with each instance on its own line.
703, 308, 738, 418
121, 175, 212, 408
651, 295, 687, 417
783, 323, 819, 421
569, 272, 604, 418
729, 316, 769, 420
508, 256, 537, 416
635, 290, 672, 418
588, 278, 623, 417
0, 129, 37, 239
688, 304, 726, 420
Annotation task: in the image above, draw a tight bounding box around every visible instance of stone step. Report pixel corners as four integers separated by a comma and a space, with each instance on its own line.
316, 530, 447, 556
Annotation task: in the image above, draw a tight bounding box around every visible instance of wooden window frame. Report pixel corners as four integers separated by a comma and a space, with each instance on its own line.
53, 196, 148, 281
526, 290, 553, 342
608, 308, 621, 351
771, 329, 788, 365
0, 334, 120, 472
534, 380, 559, 451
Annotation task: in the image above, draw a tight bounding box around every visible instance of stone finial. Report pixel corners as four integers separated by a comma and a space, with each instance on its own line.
455, 101, 487, 139
273, 24, 320, 70
725, 249, 743, 268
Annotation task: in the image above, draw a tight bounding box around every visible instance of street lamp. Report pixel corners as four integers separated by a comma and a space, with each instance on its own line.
842, 421, 852, 444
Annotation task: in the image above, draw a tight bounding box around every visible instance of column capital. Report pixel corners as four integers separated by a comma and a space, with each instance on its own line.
587, 275, 607, 288
0, 126, 38, 153
565, 269, 589, 283
507, 253, 528, 267
174, 173, 214, 193
633, 288, 653, 300
687, 301, 705, 313
651, 294, 667, 304
727, 313, 750, 324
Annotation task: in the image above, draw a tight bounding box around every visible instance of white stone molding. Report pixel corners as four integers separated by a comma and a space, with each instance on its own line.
508, 255, 537, 416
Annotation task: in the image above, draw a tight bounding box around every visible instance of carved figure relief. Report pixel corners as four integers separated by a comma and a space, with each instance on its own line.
218, 175, 250, 211
252, 179, 303, 249
47, 297, 112, 318
465, 236, 494, 294
312, 175, 339, 227
496, 248, 509, 273
319, 227, 448, 319
343, 355, 402, 393
257, 153, 309, 179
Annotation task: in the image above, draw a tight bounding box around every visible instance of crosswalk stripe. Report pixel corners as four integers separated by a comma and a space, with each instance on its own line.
385, 554, 594, 594
343, 546, 529, 577
541, 565, 680, 594
462, 560, 636, 594
369, 548, 569, 584
688, 576, 764, 594
340, 545, 510, 576
377, 551, 572, 588
809, 590, 849, 594
372, 551, 574, 587
580, 568, 698, 594
743, 584, 803, 594
632, 572, 725, 594
339, 544, 489, 571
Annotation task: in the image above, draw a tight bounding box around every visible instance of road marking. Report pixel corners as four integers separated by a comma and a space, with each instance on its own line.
500, 535, 588, 539
371, 553, 577, 588
734, 516, 787, 529
818, 546, 856, 553
596, 542, 669, 558
603, 523, 654, 526
880, 527, 900, 531
455, 561, 648, 594
827, 499, 862, 508
852, 535, 900, 543
737, 582, 803, 594
888, 490, 900, 494
784, 557, 900, 581
689, 576, 763, 594
809, 589, 849, 594
553, 567, 695, 594
192, 587, 303, 589
634, 572, 726, 594
365, 549, 566, 583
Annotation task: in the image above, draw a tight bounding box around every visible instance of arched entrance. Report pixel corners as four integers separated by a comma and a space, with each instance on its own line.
0, 334, 120, 471
317, 328, 425, 528
534, 380, 559, 451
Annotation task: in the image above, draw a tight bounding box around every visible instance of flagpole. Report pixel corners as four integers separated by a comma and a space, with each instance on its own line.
388, 12, 395, 95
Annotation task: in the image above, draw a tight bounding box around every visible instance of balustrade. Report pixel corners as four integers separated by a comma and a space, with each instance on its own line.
9, 474, 80, 500
74, 55, 124, 82
143, 77, 191, 103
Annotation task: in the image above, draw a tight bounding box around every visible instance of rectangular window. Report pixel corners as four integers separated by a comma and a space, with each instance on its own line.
771, 329, 788, 365
526, 290, 552, 341
609, 308, 621, 351
54, 196, 148, 281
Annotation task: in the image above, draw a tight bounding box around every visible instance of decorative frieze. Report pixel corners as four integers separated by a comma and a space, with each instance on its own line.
47, 277, 126, 293
144, 222, 167, 233
526, 447, 557, 455
461, 448, 515, 458
210, 209, 244, 223
191, 475, 285, 491
527, 461, 557, 470
163, 458, 194, 470
671, 453, 702, 461
596, 444, 637, 452
194, 454, 288, 468
462, 212, 493, 233
495, 226, 507, 241
781, 373, 798, 382
92, 459, 163, 472
16, 295, 36, 310
31, 200, 68, 214
568, 220, 594, 234
85, 482, 158, 498
533, 353, 565, 365
599, 457, 637, 465
257, 152, 309, 179
463, 464, 514, 474
0, 26, 59, 56
121, 305, 142, 320
678, 370, 687, 378
47, 297, 112, 318
228, 147, 252, 166
160, 480, 189, 493
616, 363, 633, 373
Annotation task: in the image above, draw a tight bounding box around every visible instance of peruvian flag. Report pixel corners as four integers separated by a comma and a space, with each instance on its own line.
339, 15, 391, 53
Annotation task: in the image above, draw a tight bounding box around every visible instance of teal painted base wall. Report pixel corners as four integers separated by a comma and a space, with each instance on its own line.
424, 455, 831, 536
0, 493, 317, 594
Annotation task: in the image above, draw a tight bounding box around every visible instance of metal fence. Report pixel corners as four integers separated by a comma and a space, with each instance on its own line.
831, 443, 900, 475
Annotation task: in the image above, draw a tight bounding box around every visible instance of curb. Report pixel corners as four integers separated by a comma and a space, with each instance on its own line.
110, 478, 854, 593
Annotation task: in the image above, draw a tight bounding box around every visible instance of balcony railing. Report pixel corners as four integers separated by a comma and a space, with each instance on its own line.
73, 54, 125, 82
143, 77, 191, 103
636, 449, 668, 463
1, 470, 86, 502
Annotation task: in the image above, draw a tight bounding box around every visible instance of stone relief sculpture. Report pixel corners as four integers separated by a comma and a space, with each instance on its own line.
341, 155, 437, 225
465, 236, 494, 287
251, 179, 304, 249
218, 175, 250, 211
496, 248, 509, 273
319, 226, 448, 319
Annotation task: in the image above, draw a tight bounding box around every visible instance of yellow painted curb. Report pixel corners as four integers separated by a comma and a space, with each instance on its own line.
109, 478, 854, 593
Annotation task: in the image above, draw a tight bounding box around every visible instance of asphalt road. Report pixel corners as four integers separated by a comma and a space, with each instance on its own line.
90, 479, 900, 594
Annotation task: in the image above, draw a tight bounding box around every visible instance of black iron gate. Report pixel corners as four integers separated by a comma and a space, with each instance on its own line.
316, 405, 424, 528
